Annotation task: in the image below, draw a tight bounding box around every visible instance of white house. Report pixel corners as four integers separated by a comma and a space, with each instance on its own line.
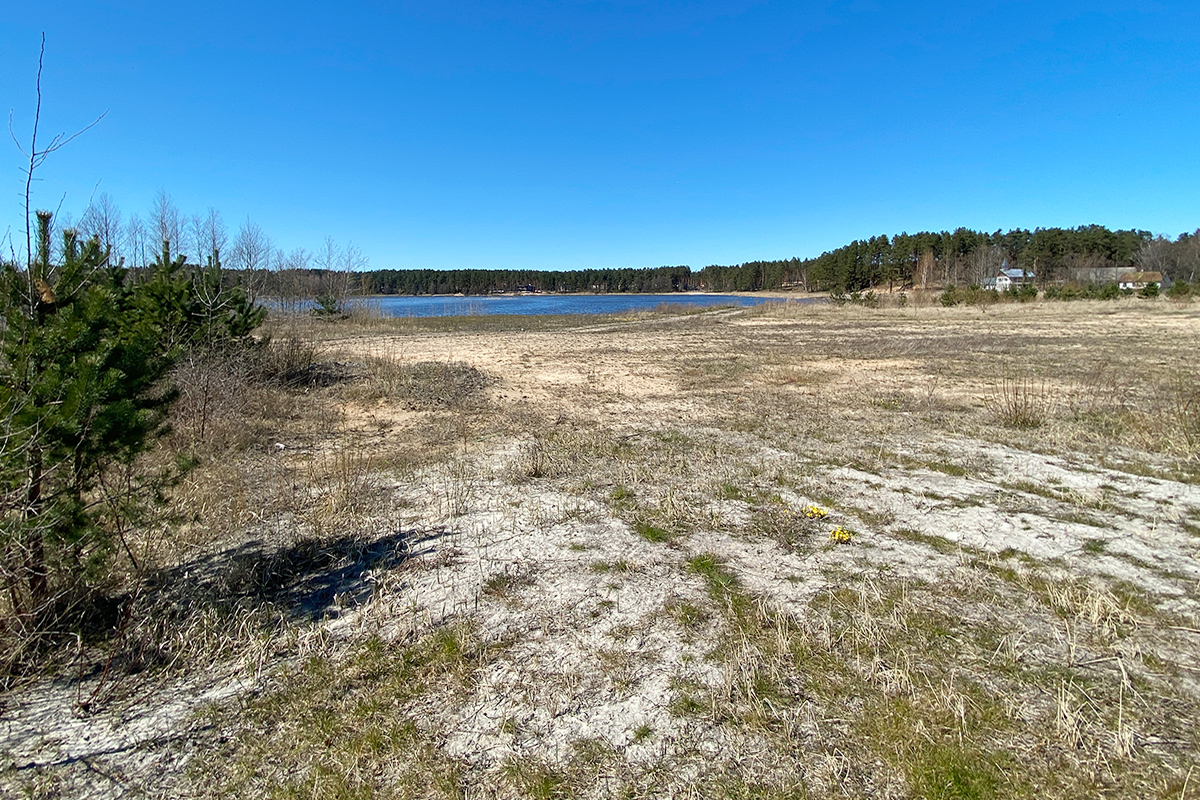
995, 268, 1034, 291
1117, 271, 1164, 291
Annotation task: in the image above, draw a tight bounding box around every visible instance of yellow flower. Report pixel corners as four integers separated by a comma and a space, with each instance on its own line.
829, 526, 852, 543
803, 505, 828, 519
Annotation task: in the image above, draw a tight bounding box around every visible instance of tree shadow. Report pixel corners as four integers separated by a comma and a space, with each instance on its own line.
56, 525, 450, 688
146, 526, 445, 622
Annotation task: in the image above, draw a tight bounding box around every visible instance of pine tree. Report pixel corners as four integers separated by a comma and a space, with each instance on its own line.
0, 213, 263, 624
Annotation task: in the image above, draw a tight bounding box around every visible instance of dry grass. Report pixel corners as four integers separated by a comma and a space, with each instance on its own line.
986, 375, 1055, 429
4, 299, 1200, 799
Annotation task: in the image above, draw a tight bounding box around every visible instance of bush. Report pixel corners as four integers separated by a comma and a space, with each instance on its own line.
940, 285, 960, 307
830, 289, 881, 308
986, 376, 1054, 428
963, 285, 1000, 309
1138, 282, 1159, 299
0, 213, 264, 650
1013, 283, 1039, 302
312, 292, 347, 318
357, 359, 491, 409
855, 290, 880, 308
1166, 280, 1192, 300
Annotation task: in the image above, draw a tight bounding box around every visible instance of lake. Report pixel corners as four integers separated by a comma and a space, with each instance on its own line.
355, 293, 788, 318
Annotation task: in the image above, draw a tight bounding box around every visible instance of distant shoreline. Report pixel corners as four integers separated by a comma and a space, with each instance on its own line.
356, 289, 819, 300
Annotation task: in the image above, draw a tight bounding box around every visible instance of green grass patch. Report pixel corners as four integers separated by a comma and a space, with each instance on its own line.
502, 758, 570, 799
635, 521, 674, 543
196, 625, 490, 798
687, 553, 742, 602
894, 528, 959, 555
908, 742, 1002, 800
591, 559, 631, 574
666, 599, 709, 631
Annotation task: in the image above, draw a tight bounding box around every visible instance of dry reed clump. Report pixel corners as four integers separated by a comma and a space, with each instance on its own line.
170, 336, 333, 454
985, 375, 1056, 429
253, 336, 333, 388
1155, 367, 1200, 463
354, 357, 491, 410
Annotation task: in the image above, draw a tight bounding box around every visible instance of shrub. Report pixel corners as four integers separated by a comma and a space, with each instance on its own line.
940, 285, 961, 307
356, 359, 490, 409
1166, 280, 1192, 300
964, 285, 1000, 310
312, 292, 347, 318
0, 213, 264, 651
831, 289, 881, 308
986, 376, 1054, 428
1015, 283, 1039, 302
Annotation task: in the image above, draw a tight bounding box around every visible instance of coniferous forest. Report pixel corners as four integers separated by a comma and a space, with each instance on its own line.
347, 226, 1199, 296
351, 225, 1198, 295
38, 189, 1199, 297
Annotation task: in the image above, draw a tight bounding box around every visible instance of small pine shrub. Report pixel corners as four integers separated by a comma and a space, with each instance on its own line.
1166, 280, 1192, 300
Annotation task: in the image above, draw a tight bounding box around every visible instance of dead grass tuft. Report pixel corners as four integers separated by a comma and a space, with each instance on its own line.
355, 358, 491, 409
986, 375, 1055, 429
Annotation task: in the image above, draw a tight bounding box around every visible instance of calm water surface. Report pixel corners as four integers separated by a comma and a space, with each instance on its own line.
357, 294, 782, 318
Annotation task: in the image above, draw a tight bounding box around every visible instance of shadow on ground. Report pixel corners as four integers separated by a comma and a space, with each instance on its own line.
148, 526, 446, 621
51, 526, 451, 690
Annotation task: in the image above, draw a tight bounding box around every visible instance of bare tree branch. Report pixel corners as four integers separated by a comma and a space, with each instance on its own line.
13, 33, 107, 271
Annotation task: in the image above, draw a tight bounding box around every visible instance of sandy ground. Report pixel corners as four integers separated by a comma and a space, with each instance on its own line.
3, 300, 1200, 798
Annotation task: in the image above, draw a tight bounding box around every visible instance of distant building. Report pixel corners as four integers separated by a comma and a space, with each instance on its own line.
1067, 265, 1125, 284
1117, 271, 1165, 291
995, 268, 1035, 291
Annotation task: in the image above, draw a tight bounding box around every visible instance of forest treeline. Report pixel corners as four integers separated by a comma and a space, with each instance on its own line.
37, 190, 1199, 297
348, 225, 1198, 295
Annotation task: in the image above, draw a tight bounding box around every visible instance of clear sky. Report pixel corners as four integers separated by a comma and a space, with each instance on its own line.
2, 1, 1198, 271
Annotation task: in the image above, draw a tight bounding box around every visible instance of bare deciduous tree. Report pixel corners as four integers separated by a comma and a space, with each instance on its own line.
967, 245, 1005, 286
1180, 230, 1200, 284
78, 191, 124, 259
191, 207, 228, 266
229, 218, 272, 300
314, 235, 340, 274
1136, 236, 1173, 275
8, 33, 105, 269
150, 190, 182, 254
310, 237, 367, 315
125, 213, 149, 268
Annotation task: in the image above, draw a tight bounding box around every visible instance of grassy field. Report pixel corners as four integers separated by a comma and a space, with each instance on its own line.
3, 298, 1200, 799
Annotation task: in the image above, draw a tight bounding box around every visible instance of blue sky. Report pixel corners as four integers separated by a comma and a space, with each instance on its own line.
2, 1, 1197, 271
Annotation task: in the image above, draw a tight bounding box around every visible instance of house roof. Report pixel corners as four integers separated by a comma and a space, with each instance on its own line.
1000, 268, 1033, 279
1117, 271, 1163, 283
